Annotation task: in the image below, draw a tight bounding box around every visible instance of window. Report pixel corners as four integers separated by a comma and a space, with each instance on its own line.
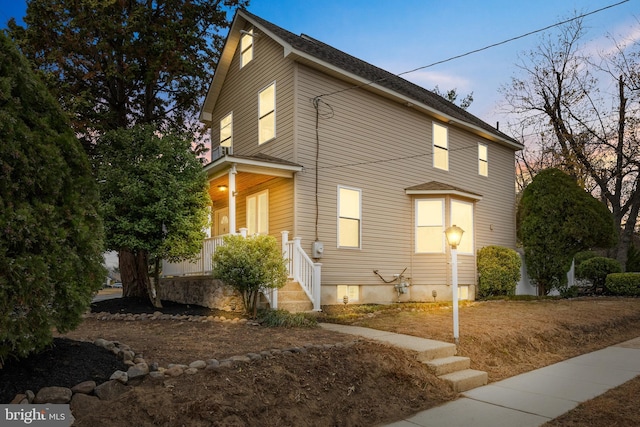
433, 123, 448, 170
337, 285, 359, 302
451, 200, 473, 254
220, 112, 233, 150
258, 83, 276, 144
478, 143, 488, 176
338, 186, 361, 248
240, 28, 253, 68
415, 199, 445, 253
246, 190, 268, 235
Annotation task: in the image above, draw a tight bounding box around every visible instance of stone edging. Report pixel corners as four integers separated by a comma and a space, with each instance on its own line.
85, 311, 251, 324
10, 322, 361, 409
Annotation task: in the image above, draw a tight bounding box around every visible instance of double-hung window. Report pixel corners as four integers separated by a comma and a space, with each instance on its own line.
240, 29, 253, 68
220, 112, 233, 152
451, 200, 474, 254
246, 190, 268, 235
433, 123, 449, 171
259, 82, 276, 144
478, 143, 488, 177
415, 199, 445, 253
338, 186, 361, 248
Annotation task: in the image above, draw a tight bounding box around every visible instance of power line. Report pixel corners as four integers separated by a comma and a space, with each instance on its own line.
316, 0, 630, 99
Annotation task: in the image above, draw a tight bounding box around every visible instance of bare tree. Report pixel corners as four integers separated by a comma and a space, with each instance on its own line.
502, 16, 640, 268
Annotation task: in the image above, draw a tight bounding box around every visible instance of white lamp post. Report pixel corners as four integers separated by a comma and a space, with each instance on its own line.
445, 224, 464, 345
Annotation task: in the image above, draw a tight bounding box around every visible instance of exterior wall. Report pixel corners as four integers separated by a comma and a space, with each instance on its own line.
292, 65, 518, 304
159, 276, 243, 312
210, 27, 295, 161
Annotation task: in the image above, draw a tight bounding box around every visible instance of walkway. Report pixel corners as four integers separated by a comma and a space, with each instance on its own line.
319, 323, 640, 427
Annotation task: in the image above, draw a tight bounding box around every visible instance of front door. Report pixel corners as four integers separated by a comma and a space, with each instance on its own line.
214, 208, 229, 236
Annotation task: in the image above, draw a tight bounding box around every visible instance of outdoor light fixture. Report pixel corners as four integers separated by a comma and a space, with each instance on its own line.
445, 224, 464, 345
218, 185, 228, 192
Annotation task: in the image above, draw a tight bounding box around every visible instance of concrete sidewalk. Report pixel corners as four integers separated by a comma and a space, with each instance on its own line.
319, 324, 640, 427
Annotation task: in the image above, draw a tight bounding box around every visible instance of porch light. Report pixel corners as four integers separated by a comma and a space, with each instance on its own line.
445, 224, 464, 345
217, 185, 228, 191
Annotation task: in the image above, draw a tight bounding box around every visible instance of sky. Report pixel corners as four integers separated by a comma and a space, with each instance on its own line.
1, 0, 638, 128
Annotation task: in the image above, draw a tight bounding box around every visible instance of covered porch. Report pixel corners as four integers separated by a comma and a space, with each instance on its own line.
161, 154, 322, 311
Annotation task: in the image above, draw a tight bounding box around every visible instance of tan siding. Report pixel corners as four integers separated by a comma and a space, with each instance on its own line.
293, 65, 518, 291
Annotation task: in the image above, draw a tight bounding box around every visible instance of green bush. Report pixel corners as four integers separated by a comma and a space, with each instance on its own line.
626, 245, 640, 272
605, 273, 640, 296
574, 251, 598, 269
576, 257, 622, 293
258, 309, 317, 328
212, 234, 288, 317
477, 246, 521, 298
0, 33, 105, 364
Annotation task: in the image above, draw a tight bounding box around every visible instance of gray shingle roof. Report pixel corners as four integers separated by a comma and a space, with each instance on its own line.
241, 9, 520, 147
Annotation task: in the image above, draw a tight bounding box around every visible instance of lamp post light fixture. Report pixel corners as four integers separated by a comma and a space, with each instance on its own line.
445, 224, 464, 345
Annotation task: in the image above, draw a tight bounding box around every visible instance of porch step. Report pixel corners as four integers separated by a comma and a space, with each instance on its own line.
423, 356, 471, 376
274, 280, 313, 313
439, 369, 488, 392
415, 343, 457, 362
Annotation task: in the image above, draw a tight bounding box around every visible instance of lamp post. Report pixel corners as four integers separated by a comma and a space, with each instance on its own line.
445, 225, 464, 345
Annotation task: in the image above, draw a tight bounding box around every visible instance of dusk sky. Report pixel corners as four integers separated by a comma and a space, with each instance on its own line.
1, 0, 638, 128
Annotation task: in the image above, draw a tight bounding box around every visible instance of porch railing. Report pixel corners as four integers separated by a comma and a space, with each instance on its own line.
161, 230, 321, 311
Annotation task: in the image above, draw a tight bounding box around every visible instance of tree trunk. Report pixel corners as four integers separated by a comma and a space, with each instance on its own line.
149, 257, 163, 309
119, 248, 151, 298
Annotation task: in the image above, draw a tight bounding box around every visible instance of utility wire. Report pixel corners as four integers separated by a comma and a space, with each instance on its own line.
315, 0, 630, 99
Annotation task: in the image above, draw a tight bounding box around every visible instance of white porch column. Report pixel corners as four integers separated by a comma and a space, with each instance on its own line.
228, 164, 237, 234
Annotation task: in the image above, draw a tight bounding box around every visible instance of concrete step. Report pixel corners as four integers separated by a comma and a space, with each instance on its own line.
424, 356, 471, 376
278, 290, 309, 302
439, 369, 488, 392
415, 343, 457, 362
277, 300, 313, 313
281, 280, 303, 292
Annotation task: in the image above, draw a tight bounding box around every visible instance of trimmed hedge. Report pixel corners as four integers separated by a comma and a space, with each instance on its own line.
605, 273, 640, 296
477, 246, 521, 298
575, 257, 622, 292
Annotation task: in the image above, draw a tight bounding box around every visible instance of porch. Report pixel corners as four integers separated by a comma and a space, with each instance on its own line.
162, 231, 322, 312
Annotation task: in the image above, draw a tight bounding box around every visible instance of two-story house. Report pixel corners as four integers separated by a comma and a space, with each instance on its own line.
162, 9, 523, 311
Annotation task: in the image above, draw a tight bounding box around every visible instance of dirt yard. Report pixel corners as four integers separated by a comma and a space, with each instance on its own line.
4, 296, 640, 426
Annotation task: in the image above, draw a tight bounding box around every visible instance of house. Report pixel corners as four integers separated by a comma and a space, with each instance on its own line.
162, 9, 523, 311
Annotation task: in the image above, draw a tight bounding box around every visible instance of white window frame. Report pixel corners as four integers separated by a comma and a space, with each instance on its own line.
337, 185, 361, 249
415, 198, 445, 253
258, 82, 276, 145
240, 28, 253, 68
433, 122, 449, 171
246, 189, 269, 235
220, 112, 233, 150
450, 199, 474, 255
478, 143, 488, 177
337, 285, 360, 302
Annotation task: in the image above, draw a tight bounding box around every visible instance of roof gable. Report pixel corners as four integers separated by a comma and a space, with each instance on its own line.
201, 9, 522, 150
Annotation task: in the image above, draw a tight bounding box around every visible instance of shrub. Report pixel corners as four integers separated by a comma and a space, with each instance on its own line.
477, 246, 521, 298
605, 273, 640, 296
574, 251, 598, 269
212, 234, 288, 317
258, 309, 317, 328
626, 245, 640, 272
0, 33, 105, 364
576, 257, 622, 293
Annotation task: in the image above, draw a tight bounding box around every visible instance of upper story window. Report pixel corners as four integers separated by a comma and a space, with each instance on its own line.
415, 199, 445, 253
338, 186, 361, 249
220, 112, 233, 150
258, 82, 276, 144
433, 123, 448, 171
478, 143, 488, 177
240, 29, 253, 68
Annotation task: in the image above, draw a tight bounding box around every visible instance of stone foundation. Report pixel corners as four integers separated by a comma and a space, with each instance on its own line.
159, 276, 243, 313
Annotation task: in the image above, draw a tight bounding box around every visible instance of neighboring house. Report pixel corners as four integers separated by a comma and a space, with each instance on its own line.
162, 9, 523, 310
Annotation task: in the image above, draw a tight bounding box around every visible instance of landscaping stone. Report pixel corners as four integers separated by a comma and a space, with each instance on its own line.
110, 370, 128, 384
189, 360, 206, 369
71, 380, 96, 395
94, 380, 131, 401
34, 386, 72, 404
127, 362, 149, 380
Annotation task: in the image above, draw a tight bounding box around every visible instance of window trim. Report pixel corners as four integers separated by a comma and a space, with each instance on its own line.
478, 143, 488, 177
433, 122, 449, 171
258, 82, 276, 145
246, 189, 269, 235
337, 185, 362, 249
220, 112, 233, 149
415, 198, 445, 254
240, 28, 253, 68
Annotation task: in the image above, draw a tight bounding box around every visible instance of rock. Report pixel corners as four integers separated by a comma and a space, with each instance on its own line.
164, 366, 184, 377
70, 393, 102, 418
185, 367, 199, 375
149, 361, 159, 372
230, 355, 251, 363
119, 349, 135, 362
127, 362, 149, 380
110, 370, 128, 384
33, 386, 72, 404
94, 380, 131, 401
247, 353, 262, 361
10, 394, 27, 404
148, 371, 165, 380
71, 380, 96, 395
218, 360, 233, 368
206, 359, 219, 369
188, 360, 206, 369
25, 390, 35, 403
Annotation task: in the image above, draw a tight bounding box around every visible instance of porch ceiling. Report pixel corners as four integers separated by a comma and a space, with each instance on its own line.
209, 173, 277, 203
